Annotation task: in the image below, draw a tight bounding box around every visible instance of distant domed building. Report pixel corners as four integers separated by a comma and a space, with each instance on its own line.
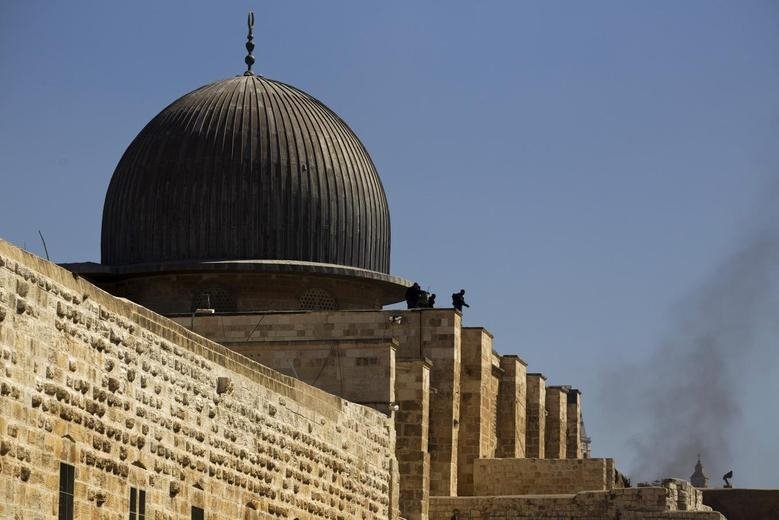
68, 67, 407, 314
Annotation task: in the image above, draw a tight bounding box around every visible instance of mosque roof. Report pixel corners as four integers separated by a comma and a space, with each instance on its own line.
101, 73, 391, 274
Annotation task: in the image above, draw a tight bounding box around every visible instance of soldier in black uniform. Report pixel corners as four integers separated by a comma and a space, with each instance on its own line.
451, 289, 469, 312
405, 282, 422, 309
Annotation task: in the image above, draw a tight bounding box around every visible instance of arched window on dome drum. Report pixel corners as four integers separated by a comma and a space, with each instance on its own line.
190, 286, 236, 313
298, 288, 337, 311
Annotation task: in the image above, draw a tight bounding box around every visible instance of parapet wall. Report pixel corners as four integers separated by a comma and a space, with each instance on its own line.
473, 457, 616, 495
0, 239, 398, 519
702, 489, 779, 520
229, 336, 397, 414
431, 479, 723, 520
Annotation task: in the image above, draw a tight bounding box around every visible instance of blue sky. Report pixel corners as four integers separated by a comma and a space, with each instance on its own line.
2, 1, 778, 487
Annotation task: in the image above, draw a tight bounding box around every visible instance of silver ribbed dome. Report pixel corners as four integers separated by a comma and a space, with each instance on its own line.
101, 74, 390, 273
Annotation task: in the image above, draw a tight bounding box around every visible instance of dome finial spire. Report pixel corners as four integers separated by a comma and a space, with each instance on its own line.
244, 11, 256, 76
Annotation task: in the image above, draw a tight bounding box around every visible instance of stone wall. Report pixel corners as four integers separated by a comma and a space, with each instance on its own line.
702, 489, 779, 520
0, 239, 398, 519
566, 389, 582, 459
417, 311, 461, 497
173, 308, 455, 363
472, 458, 616, 495
495, 355, 526, 458
430, 479, 723, 520
525, 373, 546, 458
545, 386, 568, 459
456, 328, 497, 496
172, 308, 463, 498
485, 351, 500, 459
225, 336, 397, 414
395, 359, 431, 520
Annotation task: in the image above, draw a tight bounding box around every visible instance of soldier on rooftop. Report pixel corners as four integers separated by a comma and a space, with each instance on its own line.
405, 282, 422, 309
452, 289, 469, 312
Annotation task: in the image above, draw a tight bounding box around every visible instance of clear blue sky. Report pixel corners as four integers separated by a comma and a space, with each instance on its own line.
2, 1, 778, 487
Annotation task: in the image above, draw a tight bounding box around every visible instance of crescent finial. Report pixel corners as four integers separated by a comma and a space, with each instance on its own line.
244, 12, 256, 75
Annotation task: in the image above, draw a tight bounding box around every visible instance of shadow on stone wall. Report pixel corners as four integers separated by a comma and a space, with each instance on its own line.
702, 489, 779, 520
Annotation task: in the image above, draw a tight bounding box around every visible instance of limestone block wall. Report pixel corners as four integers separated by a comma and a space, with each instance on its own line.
525, 373, 546, 458
456, 328, 497, 496
702, 488, 779, 520
222, 336, 397, 414
495, 355, 526, 459
173, 308, 463, 497
395, 359, 431, 520
429, 480, 723, 520
566, 389, 583, 459
0, 240, 398, 520
472, 458, 616, 495
485, 351, 500, 458
175, 308, 456, 363
417, 311, 461, 497
545, 386, 568, 459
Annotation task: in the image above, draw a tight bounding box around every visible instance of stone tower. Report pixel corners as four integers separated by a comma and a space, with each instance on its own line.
690, 457, 709, 488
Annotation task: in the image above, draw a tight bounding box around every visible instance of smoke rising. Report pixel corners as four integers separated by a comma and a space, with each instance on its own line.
602, 212, 779, 484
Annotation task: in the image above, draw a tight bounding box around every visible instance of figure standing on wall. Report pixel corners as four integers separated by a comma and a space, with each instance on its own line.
427, 293, 436, 308
451, 289, 469, 312
418, 290, 429, 308
405, 282, 422, 309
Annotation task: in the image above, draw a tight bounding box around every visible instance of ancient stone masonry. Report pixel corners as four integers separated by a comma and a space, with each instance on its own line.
173, 308, 464, 500
702, 488, 779, 520
0, 239, 399, 520
525, 373, 546, 459
566, 389, 582, 459
456, 328, 498, 496
472, 458, 617, 495
545, 386, 568, 459
430, 479, 724, 520
394, 359, 431, 520
495, 356, 527, 459
410, 310, 461, 499
229, 337, 397, 414
151, 292, 732, 520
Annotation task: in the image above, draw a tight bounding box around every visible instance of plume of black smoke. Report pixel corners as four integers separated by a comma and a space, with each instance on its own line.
602, 222, 779, 483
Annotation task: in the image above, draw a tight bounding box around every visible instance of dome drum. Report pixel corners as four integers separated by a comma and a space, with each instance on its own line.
76, 266, 407, 315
